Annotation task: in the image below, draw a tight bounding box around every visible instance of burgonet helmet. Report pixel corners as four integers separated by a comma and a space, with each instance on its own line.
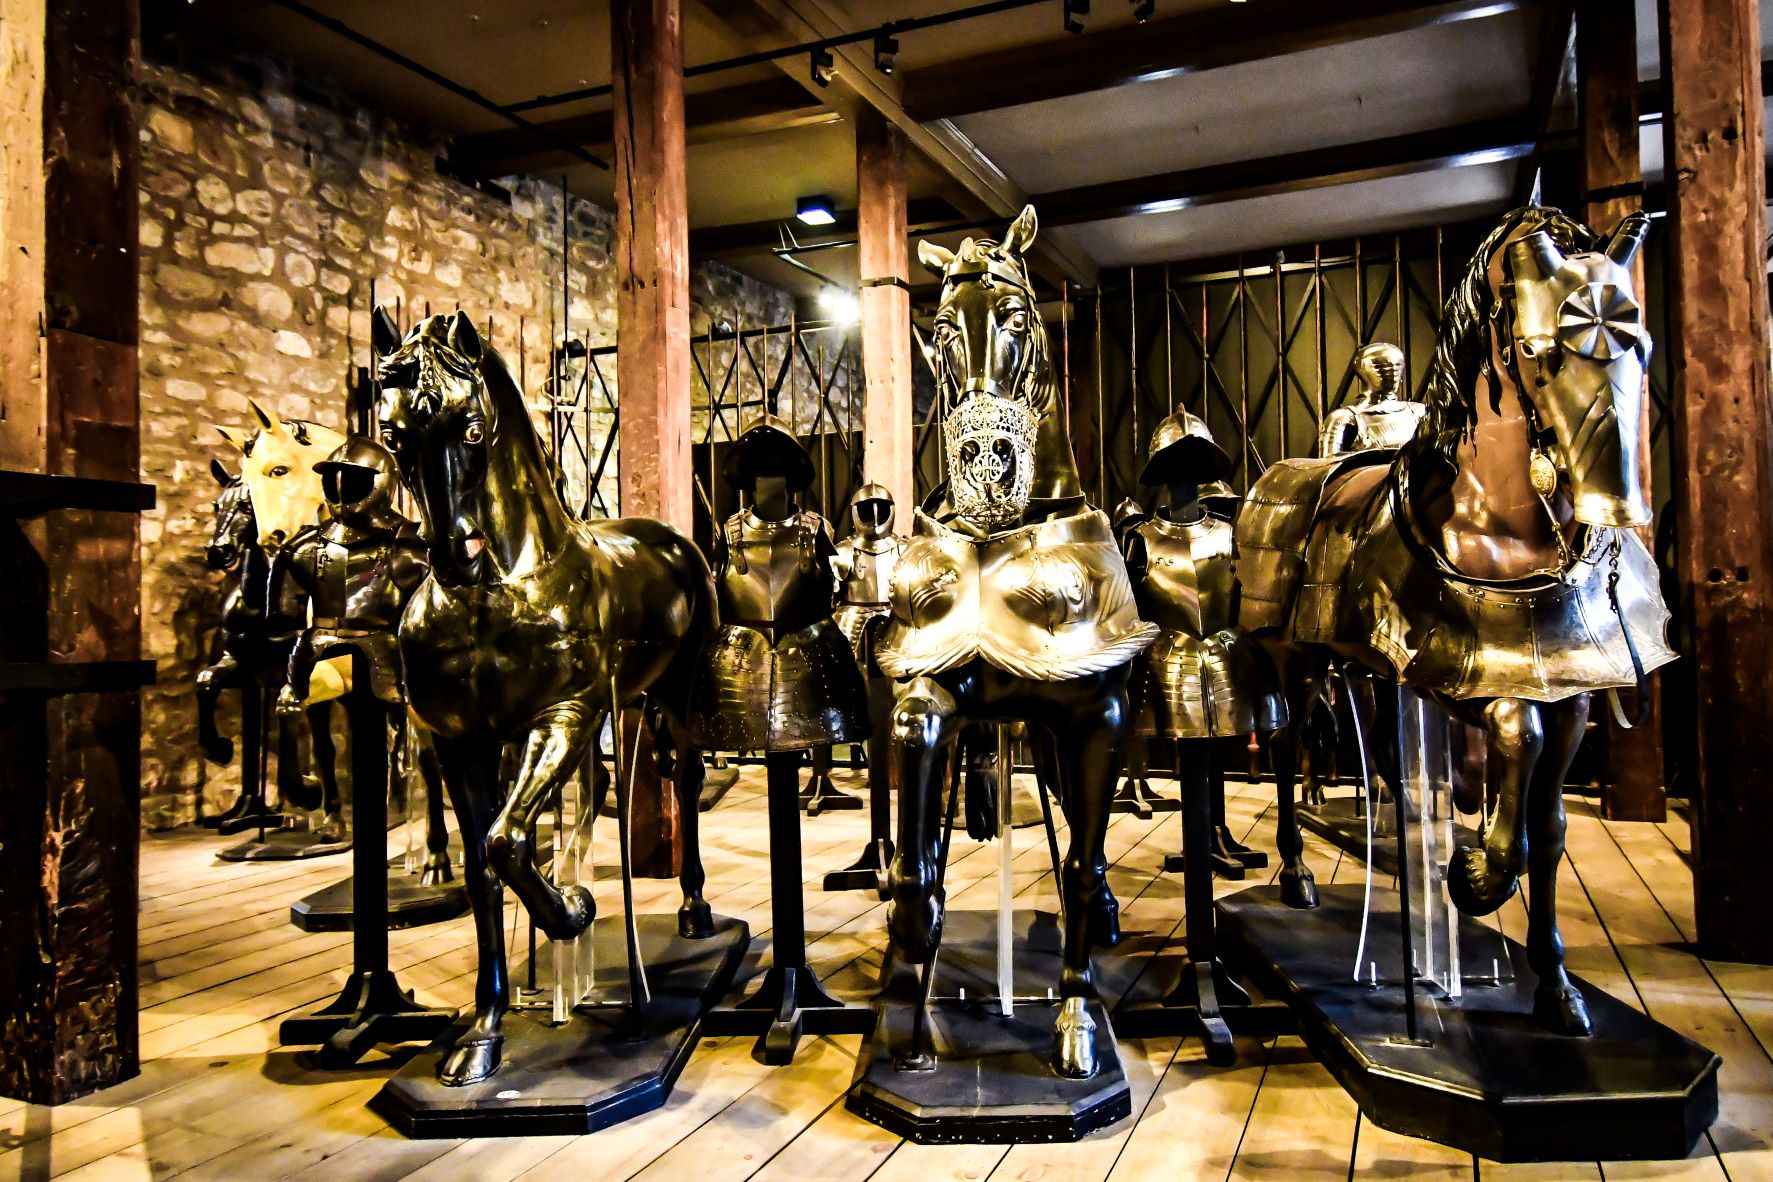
850, 481, 895, 537
1139, 409, 1232, 486
1199, 480, 1240, 519
724, 413, 815, 493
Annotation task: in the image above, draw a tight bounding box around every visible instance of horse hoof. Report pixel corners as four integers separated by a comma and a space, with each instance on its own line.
1279, 867, 1319, 910
439, 1034, 502, 1086
1532, 982, 1592, 1036
538, 884, 596, 942
1088, 886, 1122, 949
420, 852, 454, 887
886, 888, 943, 964
1447, 844, 1517, 916
1051, 996, 1097, 1080
678, 897, 715, 940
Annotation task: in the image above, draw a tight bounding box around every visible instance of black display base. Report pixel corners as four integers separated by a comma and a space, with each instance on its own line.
847, 910, 1131, 1145
822, 837, 892, 896
802, 776, 864, 815
289, 872, 470, 932
1109, 776, 1181, 818
217, 826, 352, 862
699, 766, 739, 812
278, 969, 457, 1068
373, 914, 749, 1138
1217, 884, 1721, 1162
1161, 849, 1249, 880
213, 798, 288, 836
1299, 795, 1479, 878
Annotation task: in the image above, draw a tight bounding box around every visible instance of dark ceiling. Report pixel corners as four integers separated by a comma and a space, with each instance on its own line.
145, 0, 1773, 302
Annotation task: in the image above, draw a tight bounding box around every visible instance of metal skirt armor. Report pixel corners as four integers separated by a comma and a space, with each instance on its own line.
1134, 631, 1288, 739
689, 617, 870, 752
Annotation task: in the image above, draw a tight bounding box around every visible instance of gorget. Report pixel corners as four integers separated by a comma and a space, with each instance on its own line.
875, 508, 1158, 682
1290, 460, 1677, 702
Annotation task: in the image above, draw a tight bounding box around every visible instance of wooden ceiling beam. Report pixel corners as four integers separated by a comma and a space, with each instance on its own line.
697, 0, 1101, 286
450, 77, 836, 176
1029, 115, 1540, 228
901, 0, 1540, 122
689, 195, 957, 259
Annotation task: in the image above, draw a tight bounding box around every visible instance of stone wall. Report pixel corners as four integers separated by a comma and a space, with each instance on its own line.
136, 46, 830, 827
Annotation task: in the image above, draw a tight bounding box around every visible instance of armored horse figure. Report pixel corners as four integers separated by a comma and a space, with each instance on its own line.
376, 310, 717, 1086
1238, 207, 1675, 1034
876, 206, 1158, 1078
199, 406, 351, 837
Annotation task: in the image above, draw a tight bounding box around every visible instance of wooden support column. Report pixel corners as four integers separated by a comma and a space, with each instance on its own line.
613, 0, 689, 875
1580, 0, 1665, 823
857, 110, 915, 510
1660, 0, 1773, 962
0, 0, 144, 1103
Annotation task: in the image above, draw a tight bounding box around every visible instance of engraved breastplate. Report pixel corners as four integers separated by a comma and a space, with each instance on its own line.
837, 535, 904, 607
1133, 516, 1238, 638
1352, 402, 1426, 451
716, 510, 835, 636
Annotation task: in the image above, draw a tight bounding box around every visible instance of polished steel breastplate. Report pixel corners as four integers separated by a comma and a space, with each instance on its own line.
313, 530, 403, 630
1351, 402, 1427, 451
1132, 516, 1237, 637
716, 510, 834, 636
837, 535, 904, 607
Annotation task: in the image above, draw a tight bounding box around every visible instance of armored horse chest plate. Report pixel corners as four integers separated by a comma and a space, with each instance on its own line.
875, 508, 1157, 683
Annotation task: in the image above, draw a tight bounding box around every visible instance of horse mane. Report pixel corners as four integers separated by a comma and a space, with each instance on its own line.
1421, 205, 1597, 460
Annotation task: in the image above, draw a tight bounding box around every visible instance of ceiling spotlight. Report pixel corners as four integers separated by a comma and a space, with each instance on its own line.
818, 288, 860, 326
810, 45, 835, 87
796, 194, 838, 226
873, 32, 899, 74
1063, 0, 1089, 34
1132, 0, 1154, 20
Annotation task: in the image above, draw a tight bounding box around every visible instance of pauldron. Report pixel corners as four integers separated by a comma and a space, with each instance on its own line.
875, 508, 1158, 682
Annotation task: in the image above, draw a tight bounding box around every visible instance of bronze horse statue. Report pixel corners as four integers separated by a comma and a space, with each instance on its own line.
375, 310, 717, 1086
197, 454, 344, 834
1239, 206, 1675, 1034
877, 206, 1158, 1079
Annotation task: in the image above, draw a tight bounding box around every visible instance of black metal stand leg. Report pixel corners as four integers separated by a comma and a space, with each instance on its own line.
279, 673, 455, 1063
804, 746, 863, 816
216, 684, 283, 836
1162, 743, 1247, 880
707, 752, 873, 1064
1119, 741, 1290, 1056
825, 676, 895, 895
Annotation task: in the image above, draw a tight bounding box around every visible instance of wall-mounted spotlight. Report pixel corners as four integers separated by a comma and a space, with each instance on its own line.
1063, 0, 1089, 34
810, 45, 835, 87
873, 32, 899, 75
796, 194, 838, 226
818, 288, 860, 326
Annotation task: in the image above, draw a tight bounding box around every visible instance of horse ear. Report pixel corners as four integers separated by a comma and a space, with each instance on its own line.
918, 240, 955, 277
371, 306, 401, 357
214, 425, 245, 452
1604, 212, 1650, 269
447, 310, 483, 363
1003, 205, 1039, 257
210, 457, 232, 487
247, 398, 284, 437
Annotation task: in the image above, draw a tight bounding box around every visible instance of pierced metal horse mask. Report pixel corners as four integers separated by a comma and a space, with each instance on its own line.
1502, 213, 1653, 529
920, 206, 1048, 528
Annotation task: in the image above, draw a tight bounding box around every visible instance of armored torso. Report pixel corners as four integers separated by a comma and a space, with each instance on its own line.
1321, 400, 1428, 455
1130, 514, 1238, 636
690, 508, 869, 751
279, 517, 428, 704
833, 533, 906, 667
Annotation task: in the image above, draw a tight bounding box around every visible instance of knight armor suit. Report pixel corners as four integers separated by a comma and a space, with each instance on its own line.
275, 437, 428, 708
831, 482, 906, 671
1125, 413, 1285, 739
690, 418, 869, 752
1319, 341, 1427, 456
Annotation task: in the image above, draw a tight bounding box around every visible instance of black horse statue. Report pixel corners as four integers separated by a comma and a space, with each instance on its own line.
1239, 207, 1674, 1034
376, 310, 717, 1086
197, 456, 342, 833
876, 206, 1158, 1079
